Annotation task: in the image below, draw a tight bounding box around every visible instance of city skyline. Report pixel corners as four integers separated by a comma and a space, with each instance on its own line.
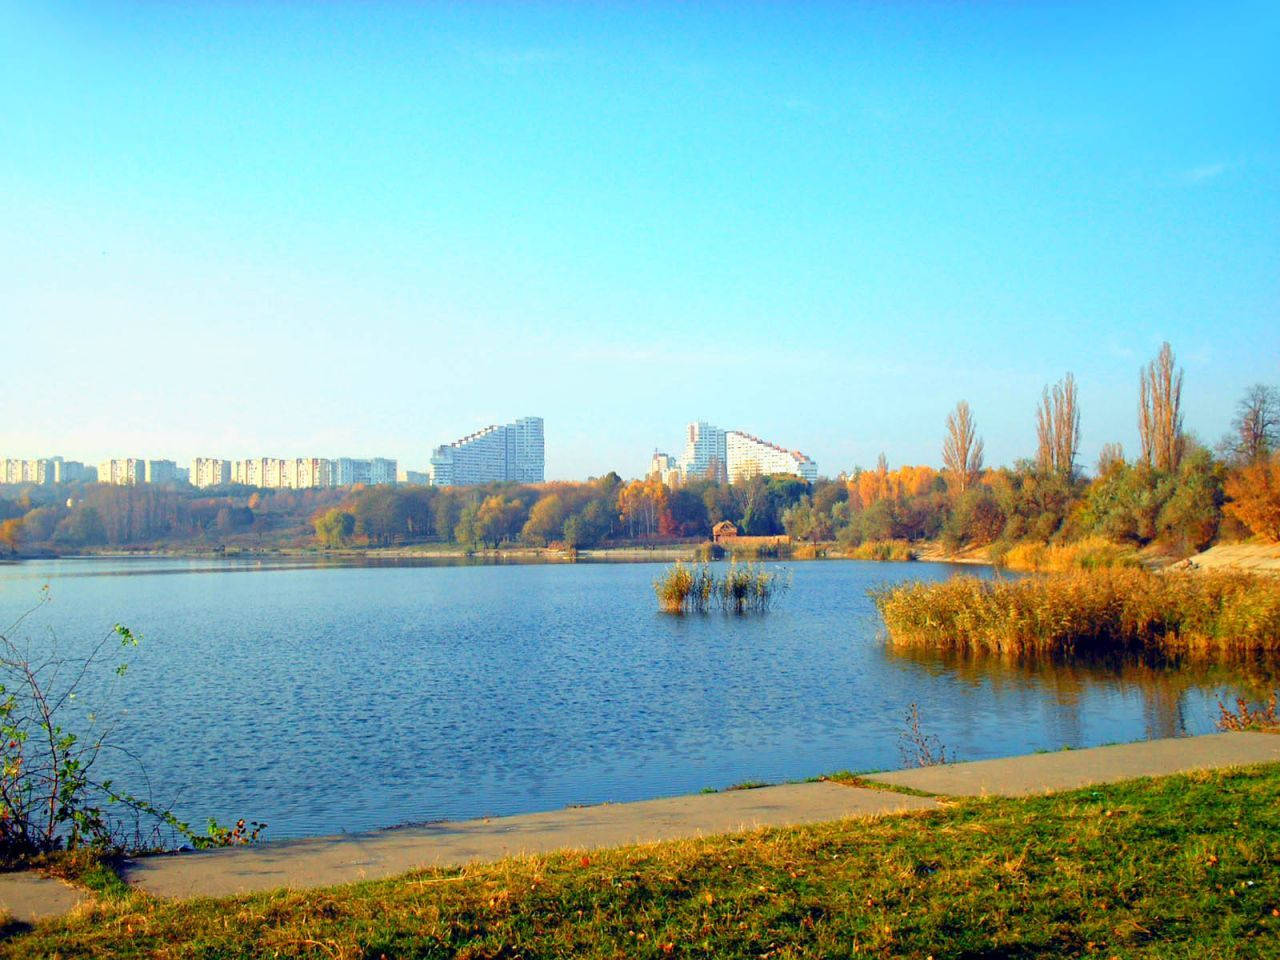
2, 2, 1276, 478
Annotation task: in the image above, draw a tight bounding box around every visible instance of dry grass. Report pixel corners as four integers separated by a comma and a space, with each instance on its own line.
998, 536, 1142, 573
873, 567, 1280, 660
846, 539, 917, 563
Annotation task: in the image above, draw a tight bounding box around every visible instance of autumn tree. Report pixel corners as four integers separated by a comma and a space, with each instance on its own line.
1139, 341, 1185, 472
943, 401, 984, 494
475, 496, 526, 547
1097, 442, 1125, 476
1035, 373, 1080, 479
1224, 453, 1280, 542
521, 494, 566, 546
0, 518, 20, 553
618, 479, 669, 538
1224, 384, 1280, 465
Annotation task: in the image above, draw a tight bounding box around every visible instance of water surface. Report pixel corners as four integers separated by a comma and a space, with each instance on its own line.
0, 557, 1261, 839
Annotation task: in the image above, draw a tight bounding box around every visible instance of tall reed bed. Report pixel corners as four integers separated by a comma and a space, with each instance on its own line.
655, 562, 790, 615
873, 568, 1280, 660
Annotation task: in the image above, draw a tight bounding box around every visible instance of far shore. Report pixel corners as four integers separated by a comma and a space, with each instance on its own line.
5, 540, 995, 567
8, 540, 1278, 574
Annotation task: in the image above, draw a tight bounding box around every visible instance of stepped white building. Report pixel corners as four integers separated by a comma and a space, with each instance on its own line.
725, 431, 818, 484
663, 421, 817, 485
429, 416, 545, 487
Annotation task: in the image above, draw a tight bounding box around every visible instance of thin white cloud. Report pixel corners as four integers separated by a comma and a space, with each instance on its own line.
460, 44, 562, 72
1180, 161, 1230, 184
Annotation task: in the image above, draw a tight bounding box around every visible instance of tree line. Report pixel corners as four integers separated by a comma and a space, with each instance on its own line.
3, 342, 1279, 554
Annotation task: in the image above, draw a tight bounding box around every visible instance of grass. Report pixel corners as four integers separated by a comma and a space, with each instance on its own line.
7, 765, 1280, 958
845, 539, 917, 562
873, 567, 1280, 660
996, 536, 1143, 573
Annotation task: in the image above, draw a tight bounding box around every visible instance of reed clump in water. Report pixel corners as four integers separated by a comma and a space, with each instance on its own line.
655, 562, 789, 615
873, 568, 1280, 660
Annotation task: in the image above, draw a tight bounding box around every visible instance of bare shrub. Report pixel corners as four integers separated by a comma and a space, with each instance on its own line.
898, 703, 950, 767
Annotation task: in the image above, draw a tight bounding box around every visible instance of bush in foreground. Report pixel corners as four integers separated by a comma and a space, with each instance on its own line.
0, 595, 264, 868
873, 567, 1280, 660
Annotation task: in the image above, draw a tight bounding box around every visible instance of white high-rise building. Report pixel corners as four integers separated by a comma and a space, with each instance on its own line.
52, 459, 91, 484
429, 416, 545, 487
648, 451, 682, 486
232, 458, 267, 487
98, 458, 145, 485
369, 458, 397, 485
291, 458, 333, 489
334, 458, 369, 486
145, 459, 177, 484
678, 421, 727, 483
192, 458, 232, 488
0, 458, 53, 484
725, 431, 818, 484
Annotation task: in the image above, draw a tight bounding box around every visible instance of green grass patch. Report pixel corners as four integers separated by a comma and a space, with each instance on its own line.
7, 765, 1280, 958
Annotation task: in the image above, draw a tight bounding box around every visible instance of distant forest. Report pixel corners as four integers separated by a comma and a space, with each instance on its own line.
3, 344, 1278, 557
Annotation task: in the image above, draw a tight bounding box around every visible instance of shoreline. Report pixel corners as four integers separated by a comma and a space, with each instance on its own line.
4, 541, 999, 567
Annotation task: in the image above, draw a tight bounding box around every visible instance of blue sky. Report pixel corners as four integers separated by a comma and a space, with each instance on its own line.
2, 1, 1276, 479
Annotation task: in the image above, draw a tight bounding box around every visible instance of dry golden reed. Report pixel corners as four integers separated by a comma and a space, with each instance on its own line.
655, 561, 788, 615
873, 568, 1280, 660
846, 539, 917, 562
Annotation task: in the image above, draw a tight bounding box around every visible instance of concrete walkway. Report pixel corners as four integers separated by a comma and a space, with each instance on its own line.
2, 730, 1277, 921
123, 782, 937, 899
871, 731, 1280, 796
0, 874, 88, 926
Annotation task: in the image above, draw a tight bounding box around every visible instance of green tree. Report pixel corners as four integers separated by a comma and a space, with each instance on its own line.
314, 509, 355, 548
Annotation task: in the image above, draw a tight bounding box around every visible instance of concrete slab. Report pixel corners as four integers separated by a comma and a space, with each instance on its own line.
870, 731, 1280, 797
124, 782, 938, 899
0, 873, 89, 925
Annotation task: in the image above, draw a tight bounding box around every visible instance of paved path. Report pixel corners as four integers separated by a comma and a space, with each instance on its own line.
870, 731, 1280, 796
0, 874, 88, 925
3, 731, 1277, 921
123, 782, 936, 899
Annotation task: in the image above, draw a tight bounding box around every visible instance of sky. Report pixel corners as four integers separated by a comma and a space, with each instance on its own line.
1, 1, 1277, 480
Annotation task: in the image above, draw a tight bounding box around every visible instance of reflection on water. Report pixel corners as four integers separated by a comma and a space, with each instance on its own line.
890, 645, 1279, 741
0, 556, 1272, 840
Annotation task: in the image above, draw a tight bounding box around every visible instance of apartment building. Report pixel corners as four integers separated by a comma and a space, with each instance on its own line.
145, 459, 178, 484
678, 421, 728, 484
648, 451, 682, 487
291, 458, 333, 489
429, 416, 545, 487
192, 458, 232, 488
725, 431, 819, 484
397, 469, 430, 485
98, 458, 146, 485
